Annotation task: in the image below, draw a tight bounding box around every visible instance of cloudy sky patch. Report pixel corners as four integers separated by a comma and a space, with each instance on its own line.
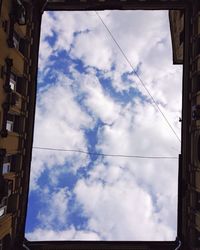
25, 10, 182, 241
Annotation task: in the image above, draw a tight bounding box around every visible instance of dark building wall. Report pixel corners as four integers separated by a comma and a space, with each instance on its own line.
170, 3, 200, 249
0, 0, 41, 249
169, 10, 184, 64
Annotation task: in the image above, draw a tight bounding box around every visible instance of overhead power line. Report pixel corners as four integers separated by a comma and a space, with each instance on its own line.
33, 146, 178, 159
95, 11, 181, 143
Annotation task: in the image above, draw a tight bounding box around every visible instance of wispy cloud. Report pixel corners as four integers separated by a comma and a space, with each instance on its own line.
26, 227, 100, 241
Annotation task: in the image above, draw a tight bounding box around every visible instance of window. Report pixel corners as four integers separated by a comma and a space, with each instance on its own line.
12, 93, 21, 108
179, 29, 184, 45
2, 163, 10, 174
10, 73, 17, 91
15, 0, 26, 25
6, 120, 13, 132
0, 234, 11, 250
12, 31, 27, 56
6, 114, 22, 134
197, 38, 200, 56
16, 76, 26, 96
195, 229, 200, 247
196, 192, 200, 210
19, 38, 27, 56
198, 135, 200, 162
0, 206, 6, 217
7, 181, 13, 197
13, 32, 20, 50
192, 75, 200, 93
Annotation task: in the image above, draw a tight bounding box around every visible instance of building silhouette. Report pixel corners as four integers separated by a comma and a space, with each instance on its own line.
0, 0, 41, 249
0, 0, 199, 249
170, 4, 200, 248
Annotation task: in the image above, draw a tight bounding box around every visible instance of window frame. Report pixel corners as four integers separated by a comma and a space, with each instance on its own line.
9, 72, 17, 91
2, 162, 10, 174
13, 31, 20, 50
0, 206, 6, 217
6, 120, 13, 132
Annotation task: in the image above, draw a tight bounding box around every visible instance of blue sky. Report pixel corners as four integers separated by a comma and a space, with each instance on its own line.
25, 10, 182, 241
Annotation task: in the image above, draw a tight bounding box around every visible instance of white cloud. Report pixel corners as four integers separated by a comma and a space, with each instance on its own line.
26, 227, 100, 241
70, 70, 121, 124
38, 12, 55, 71
36, 187, 70, 228
38, 11, 99, 71
71, 98, 179, 240
74, 172, 175, 240
27, 10, 182, 241
96, 99, 179, 199
30, 73, 94, 189
71, 28, 113, 71
38, 10, 182, 110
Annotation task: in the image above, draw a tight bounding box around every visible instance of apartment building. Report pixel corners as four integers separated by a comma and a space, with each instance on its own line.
169, 5, 200, 249
0, 0, 41, 249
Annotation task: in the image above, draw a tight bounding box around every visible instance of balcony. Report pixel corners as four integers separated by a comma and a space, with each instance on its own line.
3, 172, 16, 192
0, 31, 25, 75
0, 132, 20, 154
8, 48, 24, 75
0, 214, 12, 239
9, 91, 26, 116
14, 23, 27, 38
7, 193, 19, 214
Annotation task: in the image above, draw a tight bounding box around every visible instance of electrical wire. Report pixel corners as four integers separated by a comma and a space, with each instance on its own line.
33, 146, 178, 159
23, 244, 30, 250
95, 11, 181, 143
41, 0, 49, 13
175, 240, 181, 250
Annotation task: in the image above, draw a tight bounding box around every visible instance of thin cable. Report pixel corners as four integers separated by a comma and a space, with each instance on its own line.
33, 146, 178, 159
23, 244, 30, 250
41, 0, 49, 13
175, 240, 181, 250
95, 11, 181, 143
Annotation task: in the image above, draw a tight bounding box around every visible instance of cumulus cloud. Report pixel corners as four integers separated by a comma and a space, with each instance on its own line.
71, 70, 122, 124
30, 73, 94, 189
37, 187, 70, 228
71, 98, 179, 240
74, 173, 175, 240
26, 9, 182, 241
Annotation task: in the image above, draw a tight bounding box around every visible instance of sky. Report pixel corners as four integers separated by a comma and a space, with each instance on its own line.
25, 10, 182, 241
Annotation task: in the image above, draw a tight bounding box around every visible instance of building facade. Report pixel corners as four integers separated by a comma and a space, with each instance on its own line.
170, 4, 200, 249
169, 10, 184, 64
0, 0, 199, 250
0, 0, 42, 249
